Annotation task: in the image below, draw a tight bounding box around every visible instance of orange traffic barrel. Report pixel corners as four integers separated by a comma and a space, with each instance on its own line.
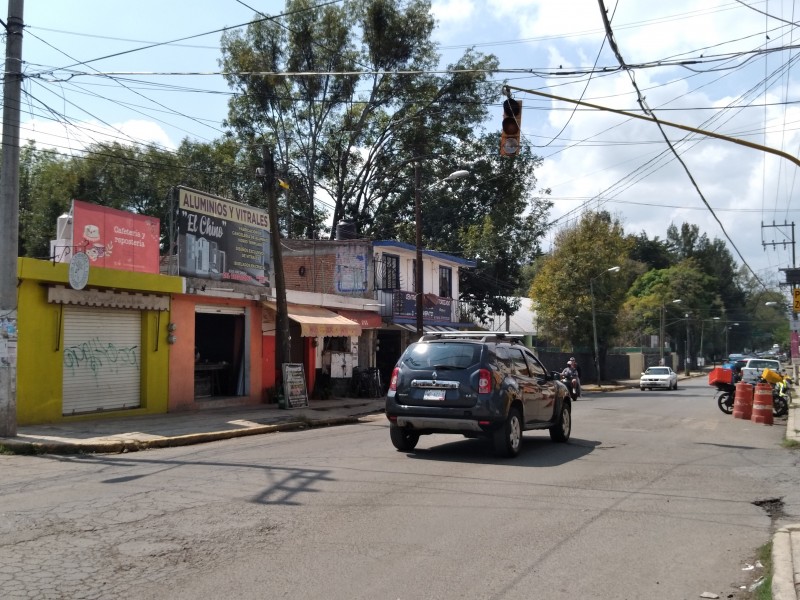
733, 381, 754, 420
751, 382, 774, 425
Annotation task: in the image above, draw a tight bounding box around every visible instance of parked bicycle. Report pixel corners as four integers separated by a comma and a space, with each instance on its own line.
351, 367, 383, 398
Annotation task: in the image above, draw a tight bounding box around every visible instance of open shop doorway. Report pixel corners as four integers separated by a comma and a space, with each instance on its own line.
194, 310, 246, 398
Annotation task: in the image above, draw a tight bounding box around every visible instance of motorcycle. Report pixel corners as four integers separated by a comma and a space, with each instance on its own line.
714, 382, 736, 415
770, 375, 791, 418
711, 366, 790, 417
560, 372, 580, 402
714, 377, 789, 418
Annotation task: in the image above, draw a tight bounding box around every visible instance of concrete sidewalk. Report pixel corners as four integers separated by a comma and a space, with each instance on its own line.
772, 401, 800, 600
0, 397, 385, 454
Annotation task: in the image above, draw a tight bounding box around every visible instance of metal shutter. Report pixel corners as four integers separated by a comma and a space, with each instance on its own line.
62, 307, 142, 415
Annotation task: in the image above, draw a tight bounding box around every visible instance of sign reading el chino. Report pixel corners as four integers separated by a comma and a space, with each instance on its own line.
176, 187, 271, 286
72, 200, 161, 273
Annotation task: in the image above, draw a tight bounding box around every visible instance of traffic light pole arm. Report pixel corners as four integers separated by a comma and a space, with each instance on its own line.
503, 85, 800, 169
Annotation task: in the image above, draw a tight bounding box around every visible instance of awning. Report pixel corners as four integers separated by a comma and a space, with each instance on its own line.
264, 302, 362, 337
335, 309, 382, 329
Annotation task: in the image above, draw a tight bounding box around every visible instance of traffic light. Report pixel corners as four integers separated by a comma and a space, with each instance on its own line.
500, 98, 522, 156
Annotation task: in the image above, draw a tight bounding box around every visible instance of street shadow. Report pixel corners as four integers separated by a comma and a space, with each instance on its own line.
40, 453, 333, 506
403, 435, 601, 467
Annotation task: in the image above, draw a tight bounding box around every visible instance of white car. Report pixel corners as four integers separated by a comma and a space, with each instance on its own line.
640, 366, 678, 391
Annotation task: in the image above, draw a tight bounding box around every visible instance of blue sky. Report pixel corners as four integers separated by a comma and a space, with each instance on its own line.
15, 0, 800, 292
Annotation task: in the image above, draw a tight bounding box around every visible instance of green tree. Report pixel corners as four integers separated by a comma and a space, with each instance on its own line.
19, 140, 252, 257
220, 0, 499, 239
666, 223, 744, 310
628, 231, 672, 270
19, 143, 76, 258
618, 259, 724, 360
529, 212, 632, 361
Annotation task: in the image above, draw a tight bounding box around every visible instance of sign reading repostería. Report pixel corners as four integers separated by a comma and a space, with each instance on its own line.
176, 187, 271, 286
72, 200, 160, 273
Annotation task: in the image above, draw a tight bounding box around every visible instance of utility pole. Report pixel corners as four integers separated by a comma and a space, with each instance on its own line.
0, 0, 24, 438
260, 146, 291, 397
414, 160, 424, 339
764, 222, 798, 364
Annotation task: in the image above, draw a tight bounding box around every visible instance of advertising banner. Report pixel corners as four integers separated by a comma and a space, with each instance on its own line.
72, 200, 160, 273
176, 187, 271, 286
395, 292, 452, 321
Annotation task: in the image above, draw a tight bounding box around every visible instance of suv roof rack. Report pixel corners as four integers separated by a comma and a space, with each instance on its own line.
419, 331, 525, 343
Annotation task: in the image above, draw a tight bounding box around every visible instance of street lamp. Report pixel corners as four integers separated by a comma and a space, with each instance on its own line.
660, 298, 682, 364
725, 322, 739, 357
590, 265, 620, 386
711, 316, 721, 365
415, 168, 470, 338
685, 312, 690, 376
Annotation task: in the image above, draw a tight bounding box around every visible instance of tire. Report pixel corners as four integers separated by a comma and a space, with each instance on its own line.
717, 392, 733, 415
549, 402, 572, 443
389, 424, 420, 452
493, 406, 522, 458
774, 396, 789, 418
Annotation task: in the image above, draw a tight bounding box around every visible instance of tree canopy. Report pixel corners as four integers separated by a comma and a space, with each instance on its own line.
529, 211, 632, 352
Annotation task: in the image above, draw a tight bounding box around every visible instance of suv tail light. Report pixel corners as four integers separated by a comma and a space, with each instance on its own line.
478, 368, 491, 394
389, 367, 399, 391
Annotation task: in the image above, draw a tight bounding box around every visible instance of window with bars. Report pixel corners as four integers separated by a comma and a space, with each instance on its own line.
439, 266, 452, 298
377, 254, 400, 290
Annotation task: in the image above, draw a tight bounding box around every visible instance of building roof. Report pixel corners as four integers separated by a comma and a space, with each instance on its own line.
373, 240, 476, 268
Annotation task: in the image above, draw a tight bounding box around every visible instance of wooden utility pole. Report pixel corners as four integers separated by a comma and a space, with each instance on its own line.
0, 0, 24, 437
414, 160, 424, 339
260, 146, 291, 396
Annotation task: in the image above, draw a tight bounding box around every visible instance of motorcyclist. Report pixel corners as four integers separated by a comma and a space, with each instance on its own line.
562, 357, 582, 400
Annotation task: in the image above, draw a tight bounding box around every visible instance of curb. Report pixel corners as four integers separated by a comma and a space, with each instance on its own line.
0, 415, 366, 455
772, 525, 799, 600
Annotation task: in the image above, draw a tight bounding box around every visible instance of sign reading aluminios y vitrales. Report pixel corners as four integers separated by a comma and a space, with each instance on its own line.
176, 187, 271, 286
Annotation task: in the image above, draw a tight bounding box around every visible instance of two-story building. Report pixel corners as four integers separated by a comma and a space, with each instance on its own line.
371, 240, 476, 385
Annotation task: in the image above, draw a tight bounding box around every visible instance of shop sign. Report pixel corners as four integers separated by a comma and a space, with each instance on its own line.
282, 363, 309, 409
72, 200, 160, 273
177, 187, 271, 286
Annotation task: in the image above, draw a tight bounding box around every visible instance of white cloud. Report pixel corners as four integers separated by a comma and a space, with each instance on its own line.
432, 0, 475, 23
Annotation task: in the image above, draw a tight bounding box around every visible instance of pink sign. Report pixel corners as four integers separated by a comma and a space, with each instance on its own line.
72, 200, 160, 273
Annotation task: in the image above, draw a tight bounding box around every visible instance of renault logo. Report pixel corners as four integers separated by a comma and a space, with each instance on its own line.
432, 371, 437, 379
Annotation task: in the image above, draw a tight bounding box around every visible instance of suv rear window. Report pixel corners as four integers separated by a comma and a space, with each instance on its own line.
402, 342, 481, 369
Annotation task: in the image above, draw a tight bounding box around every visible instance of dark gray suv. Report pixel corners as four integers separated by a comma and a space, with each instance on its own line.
385, 333, 572, 457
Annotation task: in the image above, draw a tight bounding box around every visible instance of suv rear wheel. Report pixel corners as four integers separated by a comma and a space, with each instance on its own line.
549, 403, 571, 442
389, 424, 420, 452
493, 406, 522, 457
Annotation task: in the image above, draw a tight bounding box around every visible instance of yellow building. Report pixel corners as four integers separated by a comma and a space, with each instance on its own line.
16, 257, 183, 425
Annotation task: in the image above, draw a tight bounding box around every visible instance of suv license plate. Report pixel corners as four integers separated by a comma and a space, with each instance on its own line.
423, 389, 446, 401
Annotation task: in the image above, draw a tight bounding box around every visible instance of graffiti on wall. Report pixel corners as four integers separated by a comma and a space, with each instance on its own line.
335, 247, 367, 293
63, 337, 140, 377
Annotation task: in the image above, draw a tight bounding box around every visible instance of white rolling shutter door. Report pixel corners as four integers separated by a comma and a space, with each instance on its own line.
62, 307, 142, 415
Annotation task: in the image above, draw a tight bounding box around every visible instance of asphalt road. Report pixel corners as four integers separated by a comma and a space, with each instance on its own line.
2, 378, 799, 599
